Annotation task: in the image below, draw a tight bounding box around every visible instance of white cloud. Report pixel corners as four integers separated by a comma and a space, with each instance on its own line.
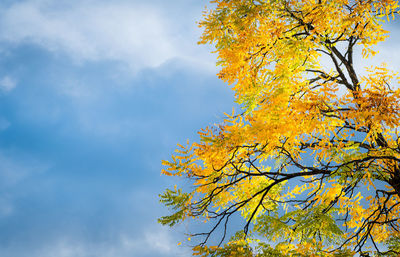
0, 197, 13, 217
0, 117, 10, 130
5, 226, 190, 257
0, 150, 49, 188
0, 150, 50, 219
0, 76, 16, 92
0, 0, 215, 72
120, 228, 178, 255
368, 24, 400, 73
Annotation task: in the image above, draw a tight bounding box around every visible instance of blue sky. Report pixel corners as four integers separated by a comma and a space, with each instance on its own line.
0, 0, 236, 256
0, 1, 399, 256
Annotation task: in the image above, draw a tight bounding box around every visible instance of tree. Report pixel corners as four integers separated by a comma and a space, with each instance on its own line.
159, 0, 400, 256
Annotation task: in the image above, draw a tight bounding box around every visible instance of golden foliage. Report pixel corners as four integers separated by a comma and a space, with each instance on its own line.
160, 1, 400, 256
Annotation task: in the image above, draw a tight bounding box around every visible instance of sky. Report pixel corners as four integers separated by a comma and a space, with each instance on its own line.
0, 1, 399, 257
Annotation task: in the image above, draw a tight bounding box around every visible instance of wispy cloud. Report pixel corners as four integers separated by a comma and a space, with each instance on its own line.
0, 0, 214, 72
0, 150, 49, 188
0, 117, 10, 130
0, 197, 13, 217
0, 76, 16, 92
0, 149, 50, 218
119, 227, 187, 256
0, 226, 190, 257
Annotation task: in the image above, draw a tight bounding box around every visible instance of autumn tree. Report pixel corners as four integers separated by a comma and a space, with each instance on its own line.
159, 0, 400, 256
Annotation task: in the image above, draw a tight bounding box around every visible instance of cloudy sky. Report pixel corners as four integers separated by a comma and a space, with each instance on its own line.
0, 0, 236, 256
0, 0, 399, 256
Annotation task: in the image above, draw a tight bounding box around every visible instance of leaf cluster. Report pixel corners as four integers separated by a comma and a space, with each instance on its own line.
160, 0, 400, 256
